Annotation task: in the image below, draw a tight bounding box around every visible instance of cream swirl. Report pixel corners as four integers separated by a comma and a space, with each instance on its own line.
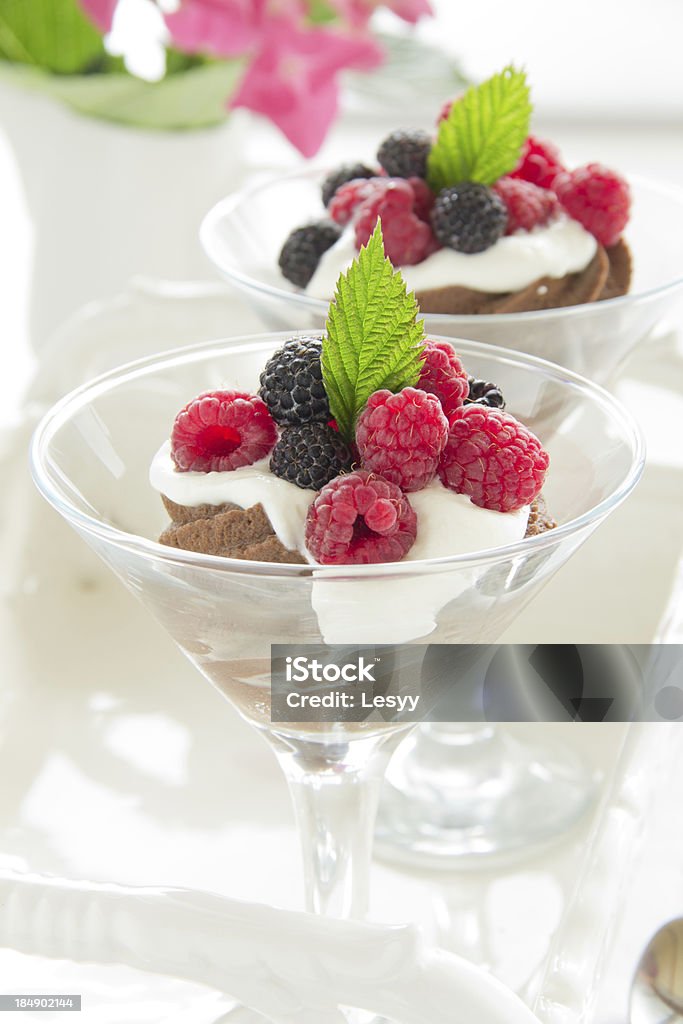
305, 215, 597, 300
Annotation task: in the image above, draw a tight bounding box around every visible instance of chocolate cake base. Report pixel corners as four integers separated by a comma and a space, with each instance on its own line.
415, 239, 632, 315
158, 492, 556, 563
159, 497, 306, 564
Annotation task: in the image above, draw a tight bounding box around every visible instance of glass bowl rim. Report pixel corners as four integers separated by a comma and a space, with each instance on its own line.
200, 167, 683, 324
30, 331, 646, 581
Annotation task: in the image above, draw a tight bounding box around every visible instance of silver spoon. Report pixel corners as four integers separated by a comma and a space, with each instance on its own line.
631, 920, 683, 1023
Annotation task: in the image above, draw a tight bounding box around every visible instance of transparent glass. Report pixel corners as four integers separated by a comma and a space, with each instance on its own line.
201, 170, 683, 383
374, 722, 599, 867
30, 335, 644, 923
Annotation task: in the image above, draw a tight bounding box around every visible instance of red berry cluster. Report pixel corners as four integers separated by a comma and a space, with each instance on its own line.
325, 130, 629, 261
330, 176, 440, 266
167, 341, 550, 567
502, 135, 630, 246
305, 339, 549, 564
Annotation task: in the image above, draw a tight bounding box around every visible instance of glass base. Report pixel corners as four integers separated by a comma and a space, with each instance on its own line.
374, 725, 598, 870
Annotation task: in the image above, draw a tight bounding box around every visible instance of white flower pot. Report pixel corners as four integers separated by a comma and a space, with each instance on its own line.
0, 79, 246, 351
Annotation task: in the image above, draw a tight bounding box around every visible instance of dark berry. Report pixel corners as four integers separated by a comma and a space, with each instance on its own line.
466, 377, 506, 410
430, 183, 507, 254
278, 221, 341, 288
259, 336, 330, 426
321, 163, 376, 207
377, 129, 432, 180
270, 423, 353, 490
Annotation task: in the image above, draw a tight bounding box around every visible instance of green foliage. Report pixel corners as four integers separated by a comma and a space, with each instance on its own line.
323, 222, 426, 442
0, 0, 107, 74
427, 66, 532, 191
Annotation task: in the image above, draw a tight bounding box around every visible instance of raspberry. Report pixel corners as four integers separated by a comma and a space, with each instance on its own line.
171, 391, 277, 473
329, 177, 386, 226
304, 469, 417, 565
377, 129, 432, 179
465, 377, 506, 410
321, 163, 376, 208
331, 176, 434, 232
356, 387, 448, 492
278, 220, 341, 288
409, 177, 436, 221
554, 163, 631, 247
510, 135, 564, 190
493, 177, 559, 235
259, 336, 329, 426
436, 95, 461, 124
354, 179, 440, 266
418, 340, 470, 418
431, 183, 506, 254
270, 423, 353, 490
438, 405, 549, 513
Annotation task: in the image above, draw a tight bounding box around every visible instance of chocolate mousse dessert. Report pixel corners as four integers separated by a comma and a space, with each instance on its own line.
277, 66, 632, 315
152, 225, 556, 569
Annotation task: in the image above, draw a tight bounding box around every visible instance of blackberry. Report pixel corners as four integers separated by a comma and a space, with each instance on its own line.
270, 423, 353, 490
278, 220, 341, 288
377, 129, 432, 180
321, 163, 376, 207
259, 336, 330, 426
466, 377, 506, 410
430, 183, 506, 254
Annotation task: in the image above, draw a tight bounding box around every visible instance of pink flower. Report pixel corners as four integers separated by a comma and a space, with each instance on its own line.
164, 0, 264, 58
388, 0, 433, 21
327, 0, 433, 29
79, 0, 118, 32
229, 16, 382, 156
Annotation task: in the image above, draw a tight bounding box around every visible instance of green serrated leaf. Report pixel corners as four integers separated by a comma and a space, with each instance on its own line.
427, 66, 532, 191
322, 222, 426, 443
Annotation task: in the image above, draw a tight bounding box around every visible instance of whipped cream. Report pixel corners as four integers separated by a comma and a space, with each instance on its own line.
151, 446, 530, 642
150, 442, 316, 557
312, 481, 529, 643
305, 215, 597, 300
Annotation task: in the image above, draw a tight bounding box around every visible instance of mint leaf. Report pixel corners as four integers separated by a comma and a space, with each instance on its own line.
427, 66, 532, 191
322, 222, 426, 443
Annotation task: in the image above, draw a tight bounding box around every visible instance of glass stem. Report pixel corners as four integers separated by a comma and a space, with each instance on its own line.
417, 720, 501, 770
412, 722, 506, 794
272, 731, 405, 919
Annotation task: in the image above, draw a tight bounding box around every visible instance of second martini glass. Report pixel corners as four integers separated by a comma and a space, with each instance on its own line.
31, 334, 643, 928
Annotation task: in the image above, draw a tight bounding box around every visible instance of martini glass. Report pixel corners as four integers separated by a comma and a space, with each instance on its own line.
200, 168, 683, 383
30, 334, 643, 930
